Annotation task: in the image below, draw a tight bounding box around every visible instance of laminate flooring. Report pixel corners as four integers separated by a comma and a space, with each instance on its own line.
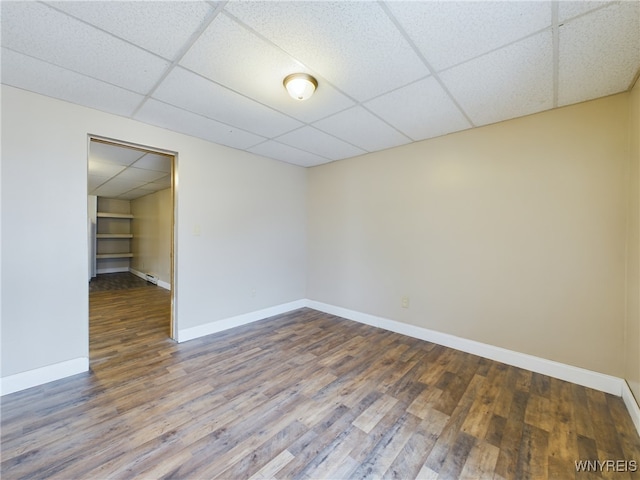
2, 286, 639, 479
89, 272, 156, 292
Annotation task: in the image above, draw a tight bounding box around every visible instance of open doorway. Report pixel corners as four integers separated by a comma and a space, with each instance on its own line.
87, 136, 176, 339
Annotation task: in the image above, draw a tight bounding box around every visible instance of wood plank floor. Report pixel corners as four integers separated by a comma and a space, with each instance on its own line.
2, 286, 640, 479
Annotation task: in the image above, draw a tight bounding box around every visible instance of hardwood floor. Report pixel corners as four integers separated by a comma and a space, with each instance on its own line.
2, 286, 639, 479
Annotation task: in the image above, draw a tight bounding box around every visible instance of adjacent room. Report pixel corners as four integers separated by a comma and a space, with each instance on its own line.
1, 1, 639, 478
87, 139, 175, 339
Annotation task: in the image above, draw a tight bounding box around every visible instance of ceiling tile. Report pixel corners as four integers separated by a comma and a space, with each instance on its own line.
440, 31, 554, 126
181, 14, 355, 123
131, 153, 172, 172
45, 1, 216, 60
1, 1, 170, 94
386, 1, 551, 72
225, 1, 429, 101
118, 188, 157, 200
275, 127, 366, 161
92, 178, 146, 197
152, 67, 303, 138
91, 185, 119, 197
558, 1, 611, 22
90, 142, 144, 166
88, 160, 126, 178
248, 141, 330, 168
115, 167, 167, 183
558, 2, 640, 107
148, 175, 172, 189
88, 175, 109, 191
313, 107, 411, 152
134, 99, 265, 150
3, 0, 638, 169
1, 49, 144, 117
89, 180, 140, 198
365, 77, 472, 141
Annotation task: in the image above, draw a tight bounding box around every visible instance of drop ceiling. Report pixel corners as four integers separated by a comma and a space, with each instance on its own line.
88, 141, 172, 200
2, 1, 639, 168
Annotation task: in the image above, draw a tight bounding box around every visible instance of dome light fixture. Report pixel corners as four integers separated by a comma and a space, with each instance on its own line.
283, 73, 318, 101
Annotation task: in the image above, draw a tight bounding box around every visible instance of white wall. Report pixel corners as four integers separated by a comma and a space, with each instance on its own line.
308, 93, 630, 378
2, 87, 90, 377
1, 85, 307, 379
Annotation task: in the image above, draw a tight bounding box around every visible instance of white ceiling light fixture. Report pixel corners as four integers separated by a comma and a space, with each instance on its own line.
283, 73, 318, 101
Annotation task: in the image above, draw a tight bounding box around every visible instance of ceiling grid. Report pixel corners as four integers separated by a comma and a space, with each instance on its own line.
1, 0, 638, 175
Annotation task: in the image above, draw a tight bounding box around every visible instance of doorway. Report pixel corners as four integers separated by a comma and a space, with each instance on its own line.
87, 136, 177, 339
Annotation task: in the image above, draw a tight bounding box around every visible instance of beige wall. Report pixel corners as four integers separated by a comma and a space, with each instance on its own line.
2, 81, 637, 395
308, 93, 630, 377
627, 79, 640, 401
131, 188, 172, 286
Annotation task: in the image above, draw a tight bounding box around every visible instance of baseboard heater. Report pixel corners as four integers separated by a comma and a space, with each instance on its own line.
145, 274, 159, 285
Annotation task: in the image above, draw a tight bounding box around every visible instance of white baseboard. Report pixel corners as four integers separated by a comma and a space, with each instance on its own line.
305, 300, 623, 396
96, 267, 129, 274
129, 268, 171, 291
622, 381, 640, 435
1, 357, 89, 396
306, 300, 640, 436
177, 299, 307, 343
3, 298, 637, 437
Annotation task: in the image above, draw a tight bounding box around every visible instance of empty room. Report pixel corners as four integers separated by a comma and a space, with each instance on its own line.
1, 1, 640, 479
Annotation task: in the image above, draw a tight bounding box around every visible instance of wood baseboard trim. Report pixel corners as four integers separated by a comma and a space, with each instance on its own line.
177, 300, 307, 343
1, 357, 89, 396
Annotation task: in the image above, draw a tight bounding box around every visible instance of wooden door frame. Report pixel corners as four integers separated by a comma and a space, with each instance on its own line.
87, 134, 178, 340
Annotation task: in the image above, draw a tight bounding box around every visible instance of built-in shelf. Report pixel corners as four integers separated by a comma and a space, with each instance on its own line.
96, 233, 133, 239
97, 212, 134, 219
96, 253, 134, 259
95, 205, 134, 268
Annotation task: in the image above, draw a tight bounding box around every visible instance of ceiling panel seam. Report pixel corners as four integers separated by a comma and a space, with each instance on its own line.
222, 10, 364, 107
0, 46, 145, 116
433, 26, 553, 76
130, 1, 228, 118
175, 64, 307, 131
273, 124, 371, 156
269, 139, 333, 162
41, 1, 172, 62
377, 0, 476, 128
145, 97, 269, 146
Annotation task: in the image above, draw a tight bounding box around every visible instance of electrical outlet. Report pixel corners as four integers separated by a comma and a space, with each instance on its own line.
251, 288, 256, 298
401, 296, 410, 309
